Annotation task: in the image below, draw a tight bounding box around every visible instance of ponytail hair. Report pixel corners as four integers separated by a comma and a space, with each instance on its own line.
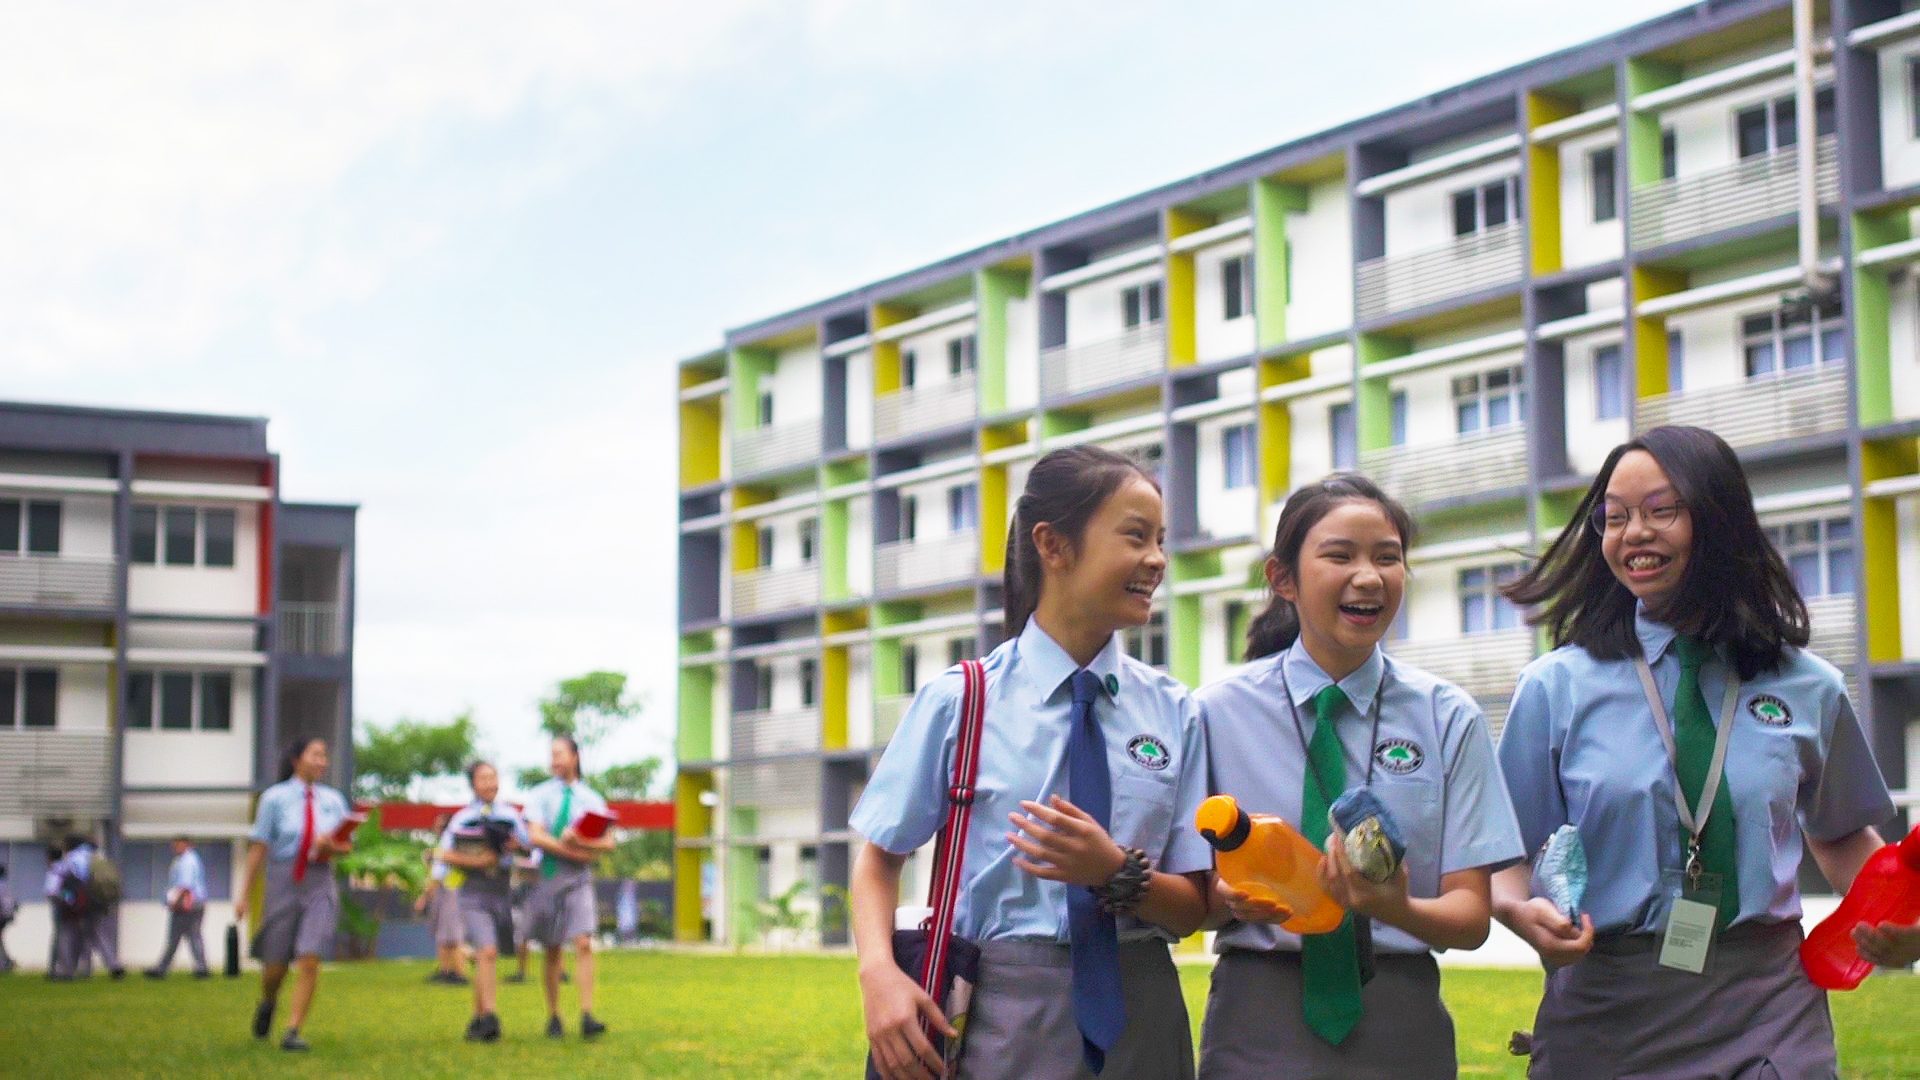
1245, 473, 1416, 661
1003, 445, 1160, 639
278, 737, 326, 783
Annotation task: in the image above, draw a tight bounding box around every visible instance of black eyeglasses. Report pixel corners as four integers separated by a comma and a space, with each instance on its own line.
1588, 497, 1686, 536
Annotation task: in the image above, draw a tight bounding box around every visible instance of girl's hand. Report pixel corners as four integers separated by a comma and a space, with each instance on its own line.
1317, 829, 1410, 923
1505, 896, 1594, 969
413, 892, 429, 914
1213, 873, 1293, 926
1007, 796, 1126, 888
858, 961, 955, 1080
1853, 920, 1920, 968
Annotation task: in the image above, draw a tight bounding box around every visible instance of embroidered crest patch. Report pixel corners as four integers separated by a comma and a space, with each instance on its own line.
1126, 734, 1171, 771
1373, 738, 1425, 775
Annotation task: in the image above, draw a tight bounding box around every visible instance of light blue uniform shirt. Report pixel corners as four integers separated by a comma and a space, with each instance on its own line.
1498, 606, 1895, 935
249, 779, 350, 863
524, 778, 609, 867
1198, 643, 1525, 954
435, 800, 534, 882
168, 848, 208, 905
850, 619, 1212, 943
46, 844, 95, 897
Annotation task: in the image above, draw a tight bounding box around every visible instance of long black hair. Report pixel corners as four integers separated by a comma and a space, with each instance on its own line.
278, 737, 326, 783
1501, 425, 1807, 679
551, 734, 582, 776
1003, 445, 1160, 639
1245, 473, 1417, 661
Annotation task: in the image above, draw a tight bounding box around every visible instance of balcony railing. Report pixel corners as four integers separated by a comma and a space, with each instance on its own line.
278, 602, 344, 656
1806, 593, 1859, 701
731, 564, 819, 619
875, 374, 977, 444
1359, 426, 1529, 507
1355, 220, 1523, 324
872, 694, 914, 747
0, 554, 115, 609
732, 418, 822, 478
1040, 322, 1165, 400
1386, 628, 1534, 739
1631, 136, 1838, 251
875, 531, 977, 595
1634, 366, 1847, 450
0, 730, 113, 819
728, 759, 819, 823
729, 706, 821, 761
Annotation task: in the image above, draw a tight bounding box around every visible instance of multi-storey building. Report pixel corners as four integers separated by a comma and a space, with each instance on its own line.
0, 401, 355, 967
676, 0, 1920, 945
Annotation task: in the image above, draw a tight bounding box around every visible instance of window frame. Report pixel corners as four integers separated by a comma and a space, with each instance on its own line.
946, 335, 977, 379
1221, 252, 1253, 322
1764, 515, 1855, 599
1451, 365, 1527, 436
1458, 562, 1527, 635
1449, 176, 1522, 238
1593, 342, 1626, 420
1740, 303, 1846, 380
1221, 423, 1255, 490
946, 484, 978, 534
1121, 281, 1165, 329
1329, 401, 1357, 470
1588, 145, 1618, 224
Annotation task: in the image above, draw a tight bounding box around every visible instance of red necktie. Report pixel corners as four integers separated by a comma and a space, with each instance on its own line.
293, 784, 315, 883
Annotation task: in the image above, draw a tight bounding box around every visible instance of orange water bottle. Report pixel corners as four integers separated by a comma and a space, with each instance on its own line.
1195, 794, 1345, 935
1800, 823, 1920, 990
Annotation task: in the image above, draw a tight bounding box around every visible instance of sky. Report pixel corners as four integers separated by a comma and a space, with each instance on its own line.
0, 0, 1698, 796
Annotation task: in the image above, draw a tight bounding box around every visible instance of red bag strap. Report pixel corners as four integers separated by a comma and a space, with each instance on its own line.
915, 659, 987, 1001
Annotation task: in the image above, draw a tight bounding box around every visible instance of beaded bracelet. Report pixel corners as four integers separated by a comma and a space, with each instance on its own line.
1090, 847, 1152, 915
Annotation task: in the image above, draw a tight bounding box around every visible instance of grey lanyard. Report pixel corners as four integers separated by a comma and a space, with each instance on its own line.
1276, 662, 1387, 806
1632, 655, 1739, 890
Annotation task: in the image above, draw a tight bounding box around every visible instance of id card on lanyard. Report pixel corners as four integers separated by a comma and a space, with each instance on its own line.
1632, 657, 1738, 975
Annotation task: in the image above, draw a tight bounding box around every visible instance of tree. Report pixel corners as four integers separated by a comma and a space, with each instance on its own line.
537, 670, 644, 751
352, 712, 479, 803
593, 758, 662, 800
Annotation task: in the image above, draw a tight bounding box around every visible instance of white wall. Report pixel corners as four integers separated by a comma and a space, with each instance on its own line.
1564, 332, 1632, 476
1383, 157, 1519, 258
1661, 70, 1804, 181
1288, 389, 1347, 490
898, 319, 976, 390
848, 644, 872, 748
1286, 178, 1353, 339
1194, 234, 1256, 364
55, 663, 110, 731
127, 502, 261, 616
1663, 293, 1781, 397
1880, 41, 1920, 190
769, 343, 822, 424
1395, 349, 1525, 450
1558, 131, 1624, 269
0, 492, 117, 559
1064, 263, 1163, 346
1405, 558, 1465, 641
1888, 274, 1920, 423
847, 496, 873, 597
1900, 496, 1920, 660
1196, 410, 1258, 539
755, 509, 820, 573
122, 669, 258, 787
897, 474, 975, 543
845, 350, 873, 450
1004, 293, 1038, 411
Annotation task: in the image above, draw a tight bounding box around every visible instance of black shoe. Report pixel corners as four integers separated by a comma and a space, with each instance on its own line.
252, 1000, 276, 1040
560, 971, 571, 984
505, 972, 527, 984
144, 969, 166, 980
193, 970, 211, 980
580, 1012, 606, 1040
110, 968, 126, 980
445, 972, 470, 986
545, 1015, 564, 1040
280, 1029, 309, 1052
464, 1012, 501, 1043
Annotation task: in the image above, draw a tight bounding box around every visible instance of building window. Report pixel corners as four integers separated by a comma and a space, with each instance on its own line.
947, 638, 970, 667
1450, 176, 1521, 237
1668, 329, 1685, 393
1594, 343, 1625, 420
1742, 302, 1845, 379
0, 667, 59, 728
947, 335, 977, 378
1124, 610, 1168, 670
946, 484, 978, 533
756, 664, 774, 710
1909, 57, 1920, 140
1390, 391, 1409, 447
1453, 366, 1526, 435
0, 499, 62, 556
1735, 87, 1836, 160
1130, 443, 1166, 487
798, 518, 817, 565
1661, 127, 1677, 180
1122, 281, 1164, 329
126, 671, 237, 733
900, 643, 919, 693
0, 842, 52, 896
756, 390, 775, 427
115, 840, 232, 902
1330, 402, 1357, 470
1222, 424, 1255, 490
1766, 517, 1854, 598
901, 349, 918, 389
756, 525, 775, 569
1589, 146, 1617, 223
1459, 563, 1526, 634
1222, 253, 1253, 322
131, 505, 236, 568
798, 659, 817, 708
899, 494, 917, 542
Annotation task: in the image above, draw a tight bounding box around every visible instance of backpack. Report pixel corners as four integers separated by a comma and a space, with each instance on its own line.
86, 854, 123, 906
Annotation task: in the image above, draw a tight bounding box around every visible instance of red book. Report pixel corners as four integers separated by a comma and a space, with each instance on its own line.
571, 809, 615, 840
329, 811, 368, 845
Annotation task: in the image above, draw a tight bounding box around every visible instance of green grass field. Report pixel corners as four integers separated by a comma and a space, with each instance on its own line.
0, 952, 1913, 1078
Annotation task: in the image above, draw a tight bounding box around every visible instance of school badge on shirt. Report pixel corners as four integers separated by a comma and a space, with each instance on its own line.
1126, 734, 1171, 771
1373, 738, 1425, 775
1747, 694, 1792, 727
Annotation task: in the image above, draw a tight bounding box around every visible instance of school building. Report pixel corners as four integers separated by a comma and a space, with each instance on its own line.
673, 0, 1920, 946
0, 401, 355, 968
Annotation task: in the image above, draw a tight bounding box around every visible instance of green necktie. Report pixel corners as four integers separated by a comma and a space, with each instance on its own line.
1672, 636, 1740, 931
1299, 683, 1363, 1045
541, 785, 573, 880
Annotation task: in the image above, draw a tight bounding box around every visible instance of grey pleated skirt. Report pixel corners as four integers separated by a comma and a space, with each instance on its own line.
955, 938, 1195, 1080
1526, 920, 1836, 1080
1197, 948, 1456, 1080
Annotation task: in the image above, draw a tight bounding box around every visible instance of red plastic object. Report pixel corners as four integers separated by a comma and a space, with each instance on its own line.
1800, 824, 1920, 990
571, 809, 615, 840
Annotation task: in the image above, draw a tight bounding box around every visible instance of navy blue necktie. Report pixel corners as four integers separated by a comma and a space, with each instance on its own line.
1067, 668, 1124, 1073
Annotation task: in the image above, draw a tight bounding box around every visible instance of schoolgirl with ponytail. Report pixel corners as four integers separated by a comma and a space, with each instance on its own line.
851, 445, 1212, 1080
1194, 474, 1524, 1080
